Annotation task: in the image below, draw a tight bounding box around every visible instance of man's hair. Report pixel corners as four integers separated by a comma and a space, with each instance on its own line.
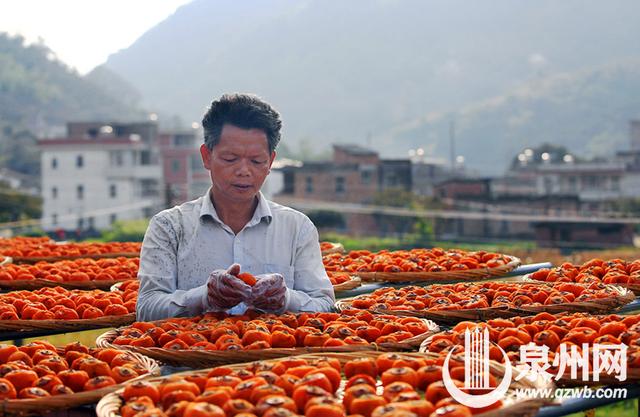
202, 93, 282, 153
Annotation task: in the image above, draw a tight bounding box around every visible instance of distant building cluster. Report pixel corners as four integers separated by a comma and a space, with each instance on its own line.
277, 121, 640, 249
34, 118, 640, 248
38, 121, 208, 232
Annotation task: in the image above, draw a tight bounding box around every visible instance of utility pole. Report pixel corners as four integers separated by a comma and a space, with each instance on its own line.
449, 120, 456, 170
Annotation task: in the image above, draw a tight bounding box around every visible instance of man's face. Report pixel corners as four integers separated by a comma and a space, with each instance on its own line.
200, 124, 275, 204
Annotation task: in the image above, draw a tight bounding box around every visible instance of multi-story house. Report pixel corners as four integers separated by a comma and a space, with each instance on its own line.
157, 131, 210, 207
39, 122, 164, 231
280, 144, 411, 204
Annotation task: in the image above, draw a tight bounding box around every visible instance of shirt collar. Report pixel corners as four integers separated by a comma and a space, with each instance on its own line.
200, 188, 273, 226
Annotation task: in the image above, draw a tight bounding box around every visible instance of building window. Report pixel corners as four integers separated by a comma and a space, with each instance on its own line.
336, 177, 345, 193
611, 177, 620, 191
109, 184, 117, 198
172, 159, 181, 173
52, 187, 58, 199
305, 177, 313, 193
140, 150, 152, 165
361, 170, 372, 184
76, 155, 84, 168
52, 214, 57, 225
77, 217, 84, 229
77, 185, 84, 200
173, 135, 193, 148
110, 214, 117, 224
51, 158, 58, 169
110, 151, 124, 166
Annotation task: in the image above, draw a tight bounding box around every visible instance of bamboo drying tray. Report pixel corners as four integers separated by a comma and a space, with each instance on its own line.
96, 351, 553, 417
0, 278, 133, 291
355, 255, 521, 283
0, 349, 159, 416
523, 272, 640, 296
419, 317, 640, 386
96, 317, 439, 368
10, 252, 139, 264
336, 283, 635, 326
0, 313, 136, 336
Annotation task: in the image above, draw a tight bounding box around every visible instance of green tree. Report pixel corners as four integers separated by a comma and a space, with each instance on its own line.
0, 182, 41, 223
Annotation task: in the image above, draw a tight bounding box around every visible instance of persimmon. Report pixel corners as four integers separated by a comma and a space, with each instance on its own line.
57, 369, 90, 393
250, 384, 287, 404
291, 384, 331, 412
294, 373, 333, 394
183, 402, 225, 417
206, 375, 242, 390
344, 358, 378, 379
345, 375, 377, 390
18, 386, 50, 398
380, 367, 418, 387
237, 273, 257, 287
122, 399, 156, 417
425, 380, 463, 405
162, 390, 198, 410
382, 381, 415, 402
84, 376, 116, 391
349, 394, 388, 417
343, 384, 377, 411
275, 374, 300, 396
0, 378, 17, 399
34, 375, 63, 393
233, 378, 269, 401
255, 395, 298, 415
307, 403, 347, 417
194, 388, 232, 407
5, 369, 38, 392
223, 399, 256, 416
112, 366, 140, 383
50, 384, 74, 396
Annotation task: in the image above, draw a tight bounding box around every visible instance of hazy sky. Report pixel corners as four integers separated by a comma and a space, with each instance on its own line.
0, 0, 192, 74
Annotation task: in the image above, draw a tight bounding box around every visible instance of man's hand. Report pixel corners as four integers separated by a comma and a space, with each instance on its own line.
250, 273, 288, 313
206, 264, 251, 311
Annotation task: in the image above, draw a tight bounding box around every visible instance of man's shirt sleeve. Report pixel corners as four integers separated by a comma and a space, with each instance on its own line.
136, 214, 208, 321
285, 218, 336, 312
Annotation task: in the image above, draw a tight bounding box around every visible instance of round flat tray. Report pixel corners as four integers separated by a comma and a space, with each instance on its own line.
95, 316, 439, 368
336, 283, 636, 325
0, 349, 159, 416
354, 255, 521, 283
97, 351, 553, 417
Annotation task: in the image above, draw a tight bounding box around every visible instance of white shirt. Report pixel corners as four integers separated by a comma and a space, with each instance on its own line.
136, 190, 335, 321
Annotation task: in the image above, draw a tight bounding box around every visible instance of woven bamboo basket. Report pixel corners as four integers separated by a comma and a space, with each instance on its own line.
321, 242, 345, 256
0, 256, 11, 267
0, 313, 136, 335
333, 276, 362, 293
10, 252, 139, 264
96, 351, 553, 417
523, 272, 640, 296
0, 350, 159, 416
95, 317, 439, 368
336, 284, 636, 326
355, 255, 521, 283
420, 327, 640, 386
0, 278, 133, 291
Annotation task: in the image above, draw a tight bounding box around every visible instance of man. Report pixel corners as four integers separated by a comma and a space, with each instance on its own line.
136, 93, 335, 321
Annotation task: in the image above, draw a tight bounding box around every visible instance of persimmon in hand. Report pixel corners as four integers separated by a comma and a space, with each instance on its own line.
237, 273, 257, 287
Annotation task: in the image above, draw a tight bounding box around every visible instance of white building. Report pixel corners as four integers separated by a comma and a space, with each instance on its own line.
38, 122, 164, 231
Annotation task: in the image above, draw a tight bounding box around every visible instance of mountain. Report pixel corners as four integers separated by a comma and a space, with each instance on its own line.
0, 33, 144, 135
389, 59, 640, 174
102, 0, 640, 170
0, 33, 146, 177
